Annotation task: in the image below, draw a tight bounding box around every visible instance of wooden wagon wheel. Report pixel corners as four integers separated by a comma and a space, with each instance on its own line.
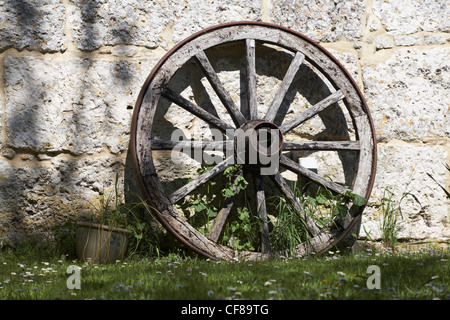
130, 22, 376, 260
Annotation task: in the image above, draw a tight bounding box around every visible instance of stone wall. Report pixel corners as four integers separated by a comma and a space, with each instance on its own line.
0, 0, 448, 246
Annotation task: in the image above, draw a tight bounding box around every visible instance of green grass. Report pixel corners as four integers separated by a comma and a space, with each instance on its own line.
0, 247, 448, 300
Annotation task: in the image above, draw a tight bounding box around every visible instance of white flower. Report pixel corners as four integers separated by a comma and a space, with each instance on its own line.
264, 280, 276, 286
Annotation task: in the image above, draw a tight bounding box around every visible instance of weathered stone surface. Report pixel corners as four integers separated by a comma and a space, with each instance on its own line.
327, 49, 360, 84
375, 36, 394, 50
169, 0, 262, 45
394, 35, 422, 47
271, 0, 365, 42
424, 34, 449, 45
362, 144, 449, 240
68, 0, 160, 50
4, 55, 155, 155
362, 47, 449, 141
1, 148, 15, 160
68, 0, 262, 50
372, 0, 450, 35
0, 156, 125, 245
0, 0, 66, 52
0, 96, 3, 149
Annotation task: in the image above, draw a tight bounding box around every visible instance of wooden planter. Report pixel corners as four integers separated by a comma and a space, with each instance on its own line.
76, 222, 132, 263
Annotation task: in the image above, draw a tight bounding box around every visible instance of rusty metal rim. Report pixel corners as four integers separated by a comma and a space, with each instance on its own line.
129, 21, 377, 259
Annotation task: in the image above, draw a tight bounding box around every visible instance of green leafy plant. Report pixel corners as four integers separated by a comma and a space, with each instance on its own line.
180, 165, 220, 236
222, 165, 248, 198
302, 185, 366, 227
269, 181, 366, 254
364, 181, 423, 251
219, 167, 262, 252
378, 188, 401, 249
370, 187, 417, 250
182, 167, 369, 255
180, 164, 261, 251
223, 206, 259, 251
268, 194, 310, 255
85, 173, 148, 256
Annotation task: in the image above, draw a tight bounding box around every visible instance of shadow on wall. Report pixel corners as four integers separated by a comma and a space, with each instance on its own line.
1, 0, 137, 246
1, 1, 358, 248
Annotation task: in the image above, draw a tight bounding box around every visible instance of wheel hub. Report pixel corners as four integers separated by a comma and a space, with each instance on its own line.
234, 120, 284, 174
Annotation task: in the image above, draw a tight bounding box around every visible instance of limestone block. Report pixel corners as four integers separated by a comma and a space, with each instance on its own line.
68, 0, 160, 50
394, 35, 422, 47
367, 14, 381, 32
327, 49, 360, 84
372, 0, 450, 35
375, 36, 394, 50
0, 96, 3, 150
168, 0, 262, 45
0, 0, 66, 52
0, 156, 125, 244
424, 34, 449, 45
362, 144, 449, 240
362, 47, 449, 142
68, 0, 262, 50
4, 55, 155, 155
271, 0, 365, 42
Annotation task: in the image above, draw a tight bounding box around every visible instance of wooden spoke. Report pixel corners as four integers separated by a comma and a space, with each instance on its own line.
151, 139, 233, 152
279, 155, 349, 196
264, 51, 305, 122
280, 90, 345, 134
283, 140, 360, 151
169, 156, 234, 204
162, 87, 234, 133
208, 172, 244, 242
246, 39, 258, 120
255, 174, 271, 254
271, 171, 320, 237
195, 51, 247, 127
